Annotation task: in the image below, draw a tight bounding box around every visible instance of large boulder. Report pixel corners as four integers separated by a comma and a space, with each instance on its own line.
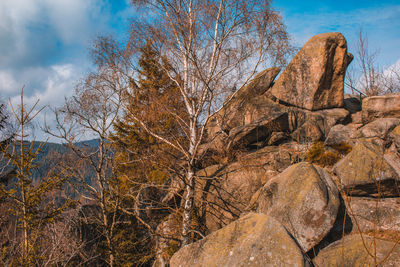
333, 138, 400, 197
201, 95, 289, 157
254, 162, 340, 252
313, 234, 400, 266
325, 124, 359, 146
170, 213, 310, 267
206, 67, 281, 139
226, 111, 289, 150
362, 93, 400, 123
346, 197, 400, 234
355, 118, 400, 139
290, 108, 350, 143
270, 32, 353, 110
195, 144, 306, 232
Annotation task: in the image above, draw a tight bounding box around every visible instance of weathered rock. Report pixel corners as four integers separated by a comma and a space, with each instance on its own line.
389, 126, 400, 153
333, 138, 400, 197
267, 131, 288, 145
202, 95, 289, 157
153, 214, 181, 267
227, 111, 289, 150
313, 234, 400, 266
344, 94, 362, 114
291, 120, 324, 143
206, 68, 281, 139
290, 108, 350, 143
270, 32, 353, 110
346, 197, 400, 234
255, 162, 340, 252
351, 111, 363, 124
232, 67, 281, 99
170, 213, 309, 267
325, 124, 359, 146
355, 118, 400, 139
362, 93, 400, 123
196, 144, 306, 232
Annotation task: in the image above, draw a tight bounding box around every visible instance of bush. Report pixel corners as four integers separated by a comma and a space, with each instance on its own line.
306, 141, 351, 167
330, 142, 352, 155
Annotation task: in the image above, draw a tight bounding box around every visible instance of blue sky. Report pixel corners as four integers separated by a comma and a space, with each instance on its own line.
274, 0, 400, 66
0, 0, 399, 140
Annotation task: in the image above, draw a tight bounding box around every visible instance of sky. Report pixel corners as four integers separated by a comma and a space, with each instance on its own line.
0, 0, 399, 141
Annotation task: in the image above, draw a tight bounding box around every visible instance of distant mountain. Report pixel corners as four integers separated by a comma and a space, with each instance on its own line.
0, 139, 101, 186
74, 139, 101, 149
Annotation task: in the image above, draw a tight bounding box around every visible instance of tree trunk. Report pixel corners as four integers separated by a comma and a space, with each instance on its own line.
181, 164, 195, 246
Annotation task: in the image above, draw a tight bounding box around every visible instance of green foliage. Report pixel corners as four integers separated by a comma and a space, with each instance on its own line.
110, 41, 187, 265
111, 40, 186, 188
0, 91, 73, 266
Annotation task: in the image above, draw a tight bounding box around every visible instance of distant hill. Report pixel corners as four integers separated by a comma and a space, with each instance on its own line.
0, 139, 100, 186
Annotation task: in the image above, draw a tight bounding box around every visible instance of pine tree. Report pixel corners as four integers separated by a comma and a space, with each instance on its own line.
112, 40, 186, 189
0, 89, 72, 265
110, 41, 186, 265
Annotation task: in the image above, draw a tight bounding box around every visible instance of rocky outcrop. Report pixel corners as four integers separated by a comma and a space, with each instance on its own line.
313, 235, 400, 266
201, 95, 289, 157
158, 32, 400, 266
362, 93, 400, 123
196, 144, 306, 231
170, 213, 310, 267
254, 162, 340, 252
334, 138, 400, 197
270, 32, 353, 110
226, 109, 289, 150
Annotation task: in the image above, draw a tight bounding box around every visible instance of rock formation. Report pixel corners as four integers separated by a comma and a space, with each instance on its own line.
255, 162, 340, 252
270, 32, 353, 110
170, 213, 310, 267
362, 93, 400, 123
149, 32, 400, 267
314, 235, 400, 266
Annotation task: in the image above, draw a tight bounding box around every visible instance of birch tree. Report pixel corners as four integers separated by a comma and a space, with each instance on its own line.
44, 64, 124, 266
122, 0, 292, 246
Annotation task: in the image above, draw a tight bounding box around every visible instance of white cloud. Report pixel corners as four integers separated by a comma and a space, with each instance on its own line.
6, 63, 84, 141
0, 71, 18, 94
0, 0, 135, 141
0, 0, 113, 69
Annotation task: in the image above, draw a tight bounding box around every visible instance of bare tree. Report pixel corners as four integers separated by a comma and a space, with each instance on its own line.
44, 68, 124, 266
380, 62, 400, 94
347, 29, 400, 96
356, 29, 382, 96
0, 88, 72, 265
0, 100, 15, 184
111, 0, 293, 246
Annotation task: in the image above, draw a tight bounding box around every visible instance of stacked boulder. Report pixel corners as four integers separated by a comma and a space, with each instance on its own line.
153, 32, 400, 266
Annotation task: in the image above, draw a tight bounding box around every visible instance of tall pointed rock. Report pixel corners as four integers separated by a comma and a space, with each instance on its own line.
270, 32, 353, 110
